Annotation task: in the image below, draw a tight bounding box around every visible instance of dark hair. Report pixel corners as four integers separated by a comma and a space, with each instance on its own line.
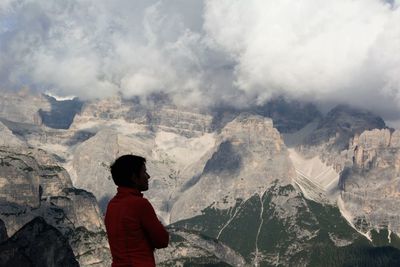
110, 155, 146, 187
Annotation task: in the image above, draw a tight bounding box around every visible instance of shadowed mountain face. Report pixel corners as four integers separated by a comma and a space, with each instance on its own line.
0, 219, 7, 243
203, 141, 242, 176
38, 95, 83, 129
0, 217, 79, 267
255, 97, 322, 133
305, 104, 387, 149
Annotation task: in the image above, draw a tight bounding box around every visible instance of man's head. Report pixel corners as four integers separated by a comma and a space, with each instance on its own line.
110, 155, 150, 191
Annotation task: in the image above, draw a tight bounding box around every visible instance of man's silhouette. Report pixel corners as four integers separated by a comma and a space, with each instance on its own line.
105, 155, 169, 267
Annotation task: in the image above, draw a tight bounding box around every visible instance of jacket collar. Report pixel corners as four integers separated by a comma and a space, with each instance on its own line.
117, 186, 143, 197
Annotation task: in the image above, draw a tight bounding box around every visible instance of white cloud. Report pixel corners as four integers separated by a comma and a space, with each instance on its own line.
204, 0, 400, 115
0, 0, 211, 102
1, 0, 400, 119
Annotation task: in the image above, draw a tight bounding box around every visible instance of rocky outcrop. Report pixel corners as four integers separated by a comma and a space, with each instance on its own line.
0, 147, 111, 266
350, 129, 399, 171
0, 217, 79, 267
0, 148, 41, 209
155, 228, 247, 266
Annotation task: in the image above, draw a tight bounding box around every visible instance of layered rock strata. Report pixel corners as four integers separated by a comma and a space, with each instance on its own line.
72, 96, 213, 138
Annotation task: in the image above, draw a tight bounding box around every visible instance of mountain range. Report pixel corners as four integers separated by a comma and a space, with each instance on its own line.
0, 89, 399, 266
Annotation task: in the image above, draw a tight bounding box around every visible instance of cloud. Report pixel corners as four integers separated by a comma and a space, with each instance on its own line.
203, 0, 400, 116
0, 0, 217, 104
1, 0, 400, 119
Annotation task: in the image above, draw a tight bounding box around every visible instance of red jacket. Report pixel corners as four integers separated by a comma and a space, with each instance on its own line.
105, 187, 169, 267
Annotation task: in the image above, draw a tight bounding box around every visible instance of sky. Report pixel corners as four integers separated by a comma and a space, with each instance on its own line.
1, 0, 400, 121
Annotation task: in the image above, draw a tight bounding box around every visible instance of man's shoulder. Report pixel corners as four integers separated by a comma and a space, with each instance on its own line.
123, 194, 151, 205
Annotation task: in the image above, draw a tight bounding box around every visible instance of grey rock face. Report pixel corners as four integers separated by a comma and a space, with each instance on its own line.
0, 147, 111, 266
340, 129, 400, 235
71, 128, 120, 209
148, 106, 213, 138
0, 148, 41, 209
0, 217, 79, 267
0, 90, 50, 125
73, 96, 213, 138
39, 165, 73, 197
0, 121, 25, 147
72, 95, 130, 122
69, 227, 109, 267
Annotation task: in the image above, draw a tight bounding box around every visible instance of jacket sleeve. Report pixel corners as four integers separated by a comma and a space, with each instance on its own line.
140, 199, 169, 249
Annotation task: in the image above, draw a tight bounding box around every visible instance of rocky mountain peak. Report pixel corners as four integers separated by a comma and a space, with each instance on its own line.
170, 113, 295, 222
221, 114, 283, 149
305, 104, 386, 150
323, 105, 386, 131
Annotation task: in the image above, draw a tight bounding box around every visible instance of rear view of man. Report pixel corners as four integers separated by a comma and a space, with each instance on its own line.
105, 155, 169, 267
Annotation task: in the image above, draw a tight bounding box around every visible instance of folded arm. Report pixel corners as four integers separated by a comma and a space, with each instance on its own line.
140, 199, 169, 249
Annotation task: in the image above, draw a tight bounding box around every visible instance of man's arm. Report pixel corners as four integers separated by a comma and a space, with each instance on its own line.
140, 199, 169, 249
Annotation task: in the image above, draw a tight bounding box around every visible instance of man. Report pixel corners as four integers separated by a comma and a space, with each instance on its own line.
105, 155, 169, 267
